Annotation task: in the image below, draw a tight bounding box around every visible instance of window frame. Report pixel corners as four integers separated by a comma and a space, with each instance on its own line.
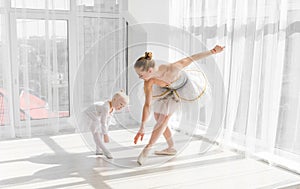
5, 0, 127, 132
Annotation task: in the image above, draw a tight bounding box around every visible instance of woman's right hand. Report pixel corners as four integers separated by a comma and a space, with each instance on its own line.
134, 127, 144, 144
210, 45, 225, 54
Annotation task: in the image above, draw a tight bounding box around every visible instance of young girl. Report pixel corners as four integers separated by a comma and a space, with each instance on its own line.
133, 45, 224, 165
78, 90, 129, 159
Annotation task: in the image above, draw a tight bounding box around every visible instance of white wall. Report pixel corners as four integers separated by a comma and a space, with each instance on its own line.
127, 0, 170, 62
128, 0, 169, 25
122, 0, 171, 123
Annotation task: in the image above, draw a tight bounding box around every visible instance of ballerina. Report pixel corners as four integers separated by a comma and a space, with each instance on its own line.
133, 45, 224, 165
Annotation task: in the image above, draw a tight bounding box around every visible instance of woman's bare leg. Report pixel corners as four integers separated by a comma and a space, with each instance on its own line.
154, 113, 174, 148
163, 127, 174, 148
137, 114, 172, 165
145, 114, 172, 148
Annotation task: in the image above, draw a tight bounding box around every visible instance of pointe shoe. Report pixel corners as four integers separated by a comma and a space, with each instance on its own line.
154, 148, 177, 156
104, 152, 113, 159
95, 149, 103, 155
137, 147, 150, 165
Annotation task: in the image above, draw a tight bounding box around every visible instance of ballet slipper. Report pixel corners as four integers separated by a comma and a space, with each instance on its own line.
154, 148, 177, 156
104, 152, 113, 159
134, 132, 144, 144
95, 149, 103, 155
137, 147, 150, 165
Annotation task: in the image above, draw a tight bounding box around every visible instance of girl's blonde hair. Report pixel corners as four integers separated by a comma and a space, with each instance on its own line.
113, 89, 129, 104
134, 52, 155, 71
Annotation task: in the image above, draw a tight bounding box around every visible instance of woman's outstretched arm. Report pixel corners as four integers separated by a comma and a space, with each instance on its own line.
134, 79, 153, 144
172, 45, 224, 69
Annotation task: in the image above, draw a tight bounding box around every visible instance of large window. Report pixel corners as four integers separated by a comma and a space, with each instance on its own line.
0, 0, 127, 138
16, 19, 69, 120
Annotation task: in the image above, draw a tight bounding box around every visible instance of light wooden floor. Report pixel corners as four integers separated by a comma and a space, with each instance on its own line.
1, 130, 300, 189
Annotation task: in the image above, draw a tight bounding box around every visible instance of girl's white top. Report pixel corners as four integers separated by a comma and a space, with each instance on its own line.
82, 101, 115, 134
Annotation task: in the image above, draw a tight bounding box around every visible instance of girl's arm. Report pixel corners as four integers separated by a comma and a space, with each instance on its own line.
172, 45, 224, 69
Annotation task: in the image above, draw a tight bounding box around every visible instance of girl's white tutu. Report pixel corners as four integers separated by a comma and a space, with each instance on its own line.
152, 69, 211, 115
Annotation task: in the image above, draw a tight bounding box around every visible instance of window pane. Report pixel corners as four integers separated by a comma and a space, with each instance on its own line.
77, 0, 119, 13
0, 0, 4, 8
17, 19, 69, 120
0, 14, 12, 126
0, 15, 2, 40
78, 17, 126, 102
11, 0, 70, 10
12, 0, 45, 9
49, 0, 70, 10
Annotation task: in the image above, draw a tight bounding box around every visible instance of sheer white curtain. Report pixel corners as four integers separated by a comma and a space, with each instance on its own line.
10, 0, 66, 137
0, 0, 15, 138
0, 0, 127, 139
73, 0, 127, 125
170, 0, 300, 172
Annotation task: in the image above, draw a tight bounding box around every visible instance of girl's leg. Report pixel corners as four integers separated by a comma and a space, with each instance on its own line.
90, 123, 112, 159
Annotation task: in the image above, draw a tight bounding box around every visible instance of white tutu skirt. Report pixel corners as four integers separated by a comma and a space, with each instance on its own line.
152, 69, 212, 115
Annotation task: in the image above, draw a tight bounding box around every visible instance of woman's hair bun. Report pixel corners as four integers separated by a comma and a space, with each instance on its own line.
144, 52, 152, 60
